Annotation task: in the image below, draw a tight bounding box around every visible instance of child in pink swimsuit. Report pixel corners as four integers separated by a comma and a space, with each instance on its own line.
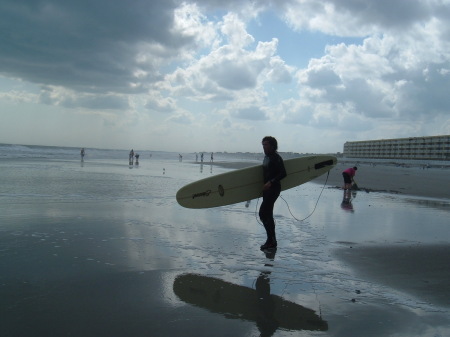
342, 167, 357, 190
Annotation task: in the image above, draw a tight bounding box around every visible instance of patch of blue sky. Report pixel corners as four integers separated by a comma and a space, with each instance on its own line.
263, 81, 298, 104
247, 12, 364, 68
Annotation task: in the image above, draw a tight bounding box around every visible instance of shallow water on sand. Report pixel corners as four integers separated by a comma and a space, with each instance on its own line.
1, 158, 449, 337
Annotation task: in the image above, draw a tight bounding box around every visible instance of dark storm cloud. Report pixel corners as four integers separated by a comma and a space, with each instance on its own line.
0, 0, 190, 94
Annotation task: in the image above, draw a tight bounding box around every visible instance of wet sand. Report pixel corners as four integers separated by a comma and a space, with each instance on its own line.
1, 158, 450, 336
314, 161, 450, 199
210, 159, 450, 199
208, 159, 450, 313
333, 244, 450, 308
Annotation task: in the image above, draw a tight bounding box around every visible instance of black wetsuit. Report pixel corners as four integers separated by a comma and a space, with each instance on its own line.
259, 152, 287, 246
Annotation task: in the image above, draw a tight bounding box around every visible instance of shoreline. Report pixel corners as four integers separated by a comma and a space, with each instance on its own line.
198, 160, 450, 200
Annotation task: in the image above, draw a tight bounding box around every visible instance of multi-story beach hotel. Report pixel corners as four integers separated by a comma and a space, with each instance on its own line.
343, 135, 450, 161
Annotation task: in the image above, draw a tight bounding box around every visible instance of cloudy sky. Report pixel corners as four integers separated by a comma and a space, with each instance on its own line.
1, 0, 449, 154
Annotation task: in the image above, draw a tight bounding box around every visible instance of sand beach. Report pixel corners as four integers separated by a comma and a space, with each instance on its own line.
1, 147, 449, 336
214, 159, 450, 199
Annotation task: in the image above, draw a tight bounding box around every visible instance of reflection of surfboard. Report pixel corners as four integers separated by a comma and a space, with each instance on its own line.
176, 155, 336, 209
173, 274, 328, 332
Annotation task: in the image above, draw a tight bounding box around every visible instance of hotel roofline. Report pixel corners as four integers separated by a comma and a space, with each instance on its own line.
343, 135, 450, 161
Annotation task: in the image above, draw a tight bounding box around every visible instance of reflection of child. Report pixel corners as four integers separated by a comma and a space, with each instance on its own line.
341, 199, 354, 212
341, 189, 354, 212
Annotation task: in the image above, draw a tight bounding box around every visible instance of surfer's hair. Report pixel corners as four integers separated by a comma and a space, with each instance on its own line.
262, 136, 278, 151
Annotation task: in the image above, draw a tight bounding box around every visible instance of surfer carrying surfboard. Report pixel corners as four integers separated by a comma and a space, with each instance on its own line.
259, 136, 287, 250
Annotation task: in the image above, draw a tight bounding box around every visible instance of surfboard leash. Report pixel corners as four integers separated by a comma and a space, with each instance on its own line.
253, 170, 330, 224
280, 170, 330, 222
254, 197, 262, 226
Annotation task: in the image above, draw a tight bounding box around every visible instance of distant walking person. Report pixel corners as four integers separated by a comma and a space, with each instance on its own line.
201, 153, 204, 163
129, 149, 134, 165
259, 136, 286, 250
342, 166, 357, 190
210, 152, 214, 163
80, 148, 85, 160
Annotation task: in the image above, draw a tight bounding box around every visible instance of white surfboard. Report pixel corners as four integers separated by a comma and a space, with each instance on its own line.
176, 155, 336, 209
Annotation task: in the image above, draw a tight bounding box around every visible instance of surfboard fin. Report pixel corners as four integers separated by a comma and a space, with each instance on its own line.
314, 159, 334, 169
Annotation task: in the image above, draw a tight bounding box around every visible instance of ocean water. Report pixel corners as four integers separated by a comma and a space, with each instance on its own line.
0, 143, 193, 160
1, 144, 449, 337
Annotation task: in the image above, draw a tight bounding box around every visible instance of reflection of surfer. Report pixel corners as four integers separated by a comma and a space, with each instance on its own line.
259, 136, 287, 250
257, 248, 278, 336
256, 272, 278, 337
173, 268, 328, 334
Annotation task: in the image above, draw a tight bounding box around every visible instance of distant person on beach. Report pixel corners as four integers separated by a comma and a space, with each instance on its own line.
342, 166, 357, 190
129, 149, 134, 164
201, 153, 204, 163
259, 136, 286, 250
80, 148, 85, 159
210, 152, 214, 162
